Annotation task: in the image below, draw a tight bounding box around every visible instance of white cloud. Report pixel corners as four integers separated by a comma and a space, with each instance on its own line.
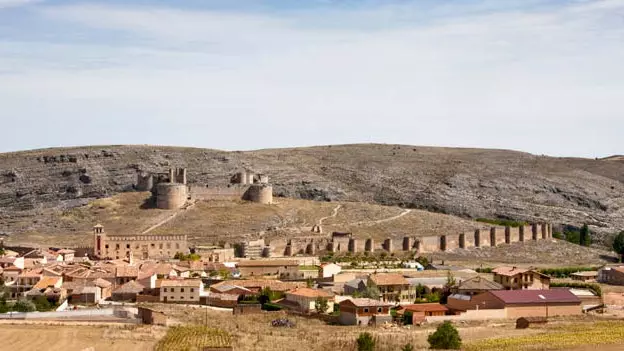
1, 1, 624, 156
0, 0, 39, 9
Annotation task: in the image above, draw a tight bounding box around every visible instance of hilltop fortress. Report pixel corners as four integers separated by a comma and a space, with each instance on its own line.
135, 168, 273, 209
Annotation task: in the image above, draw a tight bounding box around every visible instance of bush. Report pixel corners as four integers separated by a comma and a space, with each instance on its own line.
538, 266, 600, 278
428, 321, 462, 350
32, 296, 54, 312
476, 218, 527, 227
261, 303, 283, 311
356, 332, 375, 351
13, 299, 36, 312
402, 344, 414, 351
613, 231, 624, 262
475, 267, 493, 273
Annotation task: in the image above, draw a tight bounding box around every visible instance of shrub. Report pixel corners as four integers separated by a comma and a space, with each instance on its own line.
356, 332, 375, 351
428, 321, 462, 350
315, 297, 329, 314
13, 299, 36, 312
261, 303, 283, 311
402, 343, 414, 351
538, 266, 600, 278
613, 231, 624, 262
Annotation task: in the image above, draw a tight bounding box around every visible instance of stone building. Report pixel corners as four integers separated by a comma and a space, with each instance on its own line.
93, 224, 188, 260
492, 267, 550, 290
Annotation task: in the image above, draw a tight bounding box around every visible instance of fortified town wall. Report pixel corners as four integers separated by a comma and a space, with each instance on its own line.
264, 223, 553, 257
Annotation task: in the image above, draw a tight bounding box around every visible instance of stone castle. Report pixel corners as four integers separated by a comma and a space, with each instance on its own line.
135, 168, 273, 209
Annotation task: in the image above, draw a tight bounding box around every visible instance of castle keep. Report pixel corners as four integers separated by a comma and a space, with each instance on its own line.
136, 168, 273, 209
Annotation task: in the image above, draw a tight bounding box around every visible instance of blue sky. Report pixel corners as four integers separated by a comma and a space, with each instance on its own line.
1, 0, 623, 157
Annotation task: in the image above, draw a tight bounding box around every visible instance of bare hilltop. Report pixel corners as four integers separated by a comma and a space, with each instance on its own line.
0, 144, 622, 245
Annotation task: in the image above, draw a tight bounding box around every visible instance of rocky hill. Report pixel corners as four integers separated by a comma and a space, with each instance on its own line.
1, 144, 623, 244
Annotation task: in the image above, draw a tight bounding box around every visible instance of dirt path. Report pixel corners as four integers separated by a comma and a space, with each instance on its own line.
351, 208, 412, 226
141, 200, 198, 234
318, 204, 342, 225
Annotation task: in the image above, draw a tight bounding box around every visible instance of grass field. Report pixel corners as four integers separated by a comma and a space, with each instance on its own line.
0, 323, 162, 351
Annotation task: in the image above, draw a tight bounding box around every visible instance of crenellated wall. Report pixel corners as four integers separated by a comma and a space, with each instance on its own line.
261, 223, 552, 257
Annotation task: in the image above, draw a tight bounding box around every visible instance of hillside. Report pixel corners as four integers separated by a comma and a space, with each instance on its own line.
0, 144, 623, 245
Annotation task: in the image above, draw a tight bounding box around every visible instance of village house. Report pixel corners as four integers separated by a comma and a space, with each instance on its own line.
368, 273, 415, 303
160, 279, 204, 303
344, 278, 368, 296
338, 298, 393, 326
236, 260, 301, 280
319, 263, 342, 279
0, 256, 24, 269
597, 266, 624, 285
452, 276, 503, 296
570, 271, 598, 282
209, 279, 306, 294
395, 303, 449, 324
111, 280, 145, 302
281, 287, 334, 314
447, 289, 582, 318
492, 267, 550, 290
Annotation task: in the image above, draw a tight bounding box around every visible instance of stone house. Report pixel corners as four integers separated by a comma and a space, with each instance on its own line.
338, 298, 393, 326
236, 260, 301, 280
570, 271, 598, 282
492, 267, 550, 290
598, 266, 624, 285
282, 287, 334, 313
160, 279, 204, 303
452, 276, 503, 296
368, 273, 415, 303
111, 280, 145, 302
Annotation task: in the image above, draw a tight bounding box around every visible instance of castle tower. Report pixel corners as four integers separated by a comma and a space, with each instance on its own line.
93, 224, 106, 259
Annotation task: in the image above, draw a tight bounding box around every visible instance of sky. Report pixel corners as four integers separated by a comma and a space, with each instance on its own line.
0, 0, 623, 157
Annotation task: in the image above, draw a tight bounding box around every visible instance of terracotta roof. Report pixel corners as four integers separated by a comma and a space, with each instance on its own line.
286, 287, 333, 298
340, 298, 393, 308
93, 278, 112, 288
113, 280, 145, 294
34, 277, 61, 290
489, 289, 581, 305
18, 268, 43, 278
116, 266, 139, 278
401, 303, 449, 313
456, 276, 503, 291
210, 279, 305, 292
160, 279, 202, 288
369, 273, 409, 286
571, 271, 598, 277
236, 260, 298, 267
492, 267, 530, 276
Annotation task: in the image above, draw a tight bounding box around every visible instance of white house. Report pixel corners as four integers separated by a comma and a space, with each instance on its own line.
319, 263, 342, 279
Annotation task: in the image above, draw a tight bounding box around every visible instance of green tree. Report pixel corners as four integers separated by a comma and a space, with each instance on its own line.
613, 231, 624, 262
362, 286, 380, 299
32, 296, 53, 312
565, 230, 580, 245
315, 297, 329, 314
401, 343, 414, 351
428, 321, 462, 350
13, 299, 36, 312
356, 332, 375, 351
580, 224, 591, 247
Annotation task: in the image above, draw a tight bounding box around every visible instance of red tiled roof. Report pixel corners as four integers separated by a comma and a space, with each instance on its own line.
34, 277, 61, 290
401, 303, 449, 313
286, 287, 333, 298
489, 290, 580, 305
369, 273, 409, 286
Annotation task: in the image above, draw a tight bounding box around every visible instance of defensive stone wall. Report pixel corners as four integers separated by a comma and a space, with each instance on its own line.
263, 223, 553, 257
190, 186, 247, 201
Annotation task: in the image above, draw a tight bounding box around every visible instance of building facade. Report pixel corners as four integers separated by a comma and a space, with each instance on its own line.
492, 267, 550, 290
93, 225, 188, 260
160, 279, 204, 303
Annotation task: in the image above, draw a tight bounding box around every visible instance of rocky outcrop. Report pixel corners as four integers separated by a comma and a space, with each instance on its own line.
0, 144, 623, 243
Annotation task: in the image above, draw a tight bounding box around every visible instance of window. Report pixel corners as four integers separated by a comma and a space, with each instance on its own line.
116, 244, 120, 250
170, 296, 174, 300
170, 288, 175, 292
126, 244, 130, 249
181, 288, 185, 292
105, 244, 109, 249
377, 307, 382, 313
151, 244, 155, 248
363, 308, 369, 313
164, 288, 167, 292
180, 296, 184, 299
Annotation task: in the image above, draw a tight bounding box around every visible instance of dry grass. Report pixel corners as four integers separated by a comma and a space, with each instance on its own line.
146, 304, 550, 351
0, 323, 162, 351
464, 321, 624, 351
